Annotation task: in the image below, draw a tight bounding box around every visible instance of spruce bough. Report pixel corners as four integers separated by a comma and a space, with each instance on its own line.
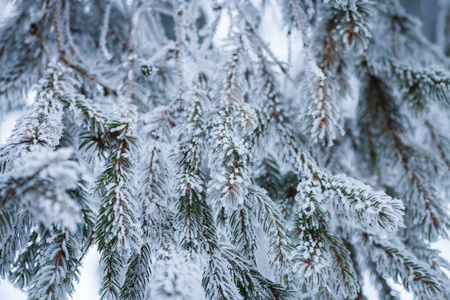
0, 0, 449, 299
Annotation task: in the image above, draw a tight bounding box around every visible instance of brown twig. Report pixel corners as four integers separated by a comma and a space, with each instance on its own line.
54, 0, 117, 96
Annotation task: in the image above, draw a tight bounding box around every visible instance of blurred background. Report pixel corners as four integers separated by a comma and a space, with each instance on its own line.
400, 0, 440, 41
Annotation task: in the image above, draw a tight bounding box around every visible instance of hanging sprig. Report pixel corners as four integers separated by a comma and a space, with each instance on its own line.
227, 196, 257, 260
358, 70, 450, 241
278, 0, 322, 78
202, 248, 243, 300
27, 227, 82, 300
260, 54, 407, 297
249, 185, 291, 276
208, 47, 255, 213
245, 56, 283, 161
303, 75, 342, 145
174, 90, 208, 251
0, 210, 31, 278
329, 174, 405, 233
303, 0, 373, 145
0, 66, 97, 288
322, 231, 360, 299
95, 111, 142, 300
221, 246, 293, 299
148, 248, 205, 299
8, 230, 39, 289
120, 101, 175, 300
120, 244, 152, 300
303, 8, 344, 146
22, 176, 93, 300
358, 232, 447, 299
120, 142, 169, 300
0, 149, 82, 231
330, 0, 374, 54
0, 72, 65, 171
289, 178, 331, 294
0, 66, 88, 232
388, 60, 449, 111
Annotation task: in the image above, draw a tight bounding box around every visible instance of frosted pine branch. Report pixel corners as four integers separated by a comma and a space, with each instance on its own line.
359, 232, 447, 299
0, 0, 449, 299
250, 185, 291, 275
28, 227, 82, 300
329, 174, 405, 233
0, 149, 82, 231
95, 112, 142, 300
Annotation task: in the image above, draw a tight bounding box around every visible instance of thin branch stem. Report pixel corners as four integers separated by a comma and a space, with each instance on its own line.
54, 0, 117, 96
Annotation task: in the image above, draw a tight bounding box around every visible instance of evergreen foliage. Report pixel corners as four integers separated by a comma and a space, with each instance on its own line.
0, 0, 449, 299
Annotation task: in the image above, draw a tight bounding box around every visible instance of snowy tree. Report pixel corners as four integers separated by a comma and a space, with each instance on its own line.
0, 0, 449, 299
